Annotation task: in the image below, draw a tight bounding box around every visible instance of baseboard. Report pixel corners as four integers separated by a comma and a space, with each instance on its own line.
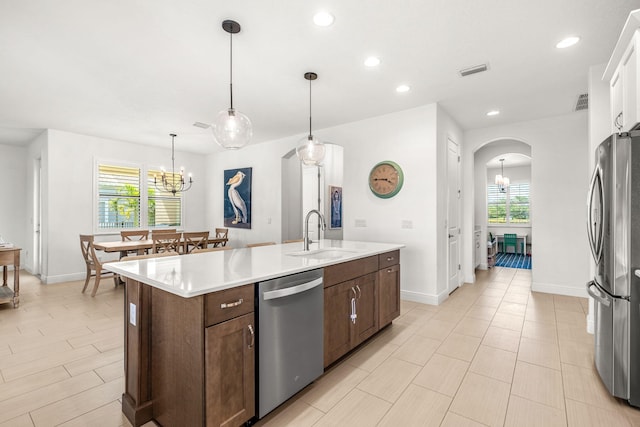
42, 272, 85, 285
401, 289, 448, 306
586, 312, 594, 334
531, 281, 588, 298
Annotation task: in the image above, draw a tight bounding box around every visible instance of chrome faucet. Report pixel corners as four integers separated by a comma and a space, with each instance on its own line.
303, 209, 326, 251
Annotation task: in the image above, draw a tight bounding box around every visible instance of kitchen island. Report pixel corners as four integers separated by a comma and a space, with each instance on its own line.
106, 239, 403, 427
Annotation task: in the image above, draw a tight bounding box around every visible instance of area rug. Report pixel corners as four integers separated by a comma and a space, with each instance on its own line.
495, 252, 532, 269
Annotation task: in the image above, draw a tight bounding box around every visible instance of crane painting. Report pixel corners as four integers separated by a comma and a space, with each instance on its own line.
223, 167, 252, 229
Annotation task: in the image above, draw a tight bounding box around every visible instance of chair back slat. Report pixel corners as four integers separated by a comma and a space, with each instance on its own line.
121, 230, 149, 241
183, 231, 210, 254
152, 232, 182, 254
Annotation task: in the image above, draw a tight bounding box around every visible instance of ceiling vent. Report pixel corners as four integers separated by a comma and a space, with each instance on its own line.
575, 93, 589, 111
459, 63, 489, 77
193, 121, 210, 129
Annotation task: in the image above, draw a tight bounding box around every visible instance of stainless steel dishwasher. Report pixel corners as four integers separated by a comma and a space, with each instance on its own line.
257, 268, 324, 419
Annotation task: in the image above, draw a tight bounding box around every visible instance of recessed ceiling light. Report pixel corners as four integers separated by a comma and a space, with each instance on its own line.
487, 110, 500, 116
556, 36, 580, 49
313, 11, 334, 27
396, 85, 410, 93
364, 56, 381, 67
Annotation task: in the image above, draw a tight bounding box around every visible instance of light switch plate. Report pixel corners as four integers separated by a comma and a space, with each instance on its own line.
355, 219, 367, 227
401, 220, 413, 229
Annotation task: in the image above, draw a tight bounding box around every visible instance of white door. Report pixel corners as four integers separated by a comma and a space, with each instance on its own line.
447, 138, 461, 293
33, 157, 42, 276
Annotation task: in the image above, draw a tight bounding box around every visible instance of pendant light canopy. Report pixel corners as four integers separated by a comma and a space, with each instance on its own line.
296, 72, 325, 166
495, 158, 510, 193
212, 20, 252, 150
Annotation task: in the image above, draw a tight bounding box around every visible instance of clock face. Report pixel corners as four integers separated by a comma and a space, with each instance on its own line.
369, 161, 404, 198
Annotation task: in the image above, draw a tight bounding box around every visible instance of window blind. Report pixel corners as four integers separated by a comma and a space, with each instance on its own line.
97, 165, 141, 229
148, 170, 182, 228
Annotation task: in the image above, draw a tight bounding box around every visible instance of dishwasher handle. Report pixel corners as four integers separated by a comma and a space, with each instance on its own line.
262, 277, 323, 301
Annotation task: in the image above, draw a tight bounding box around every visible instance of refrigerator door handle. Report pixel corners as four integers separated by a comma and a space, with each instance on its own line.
587, 166, 604, 263
587, 281, 611, 307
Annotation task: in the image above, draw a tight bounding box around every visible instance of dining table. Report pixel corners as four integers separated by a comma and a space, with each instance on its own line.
93, 237, 229, 258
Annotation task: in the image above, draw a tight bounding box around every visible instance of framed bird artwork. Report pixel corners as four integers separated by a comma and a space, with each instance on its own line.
224, 167, 252, 229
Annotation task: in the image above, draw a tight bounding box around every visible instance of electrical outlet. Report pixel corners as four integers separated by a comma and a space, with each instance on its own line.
354, 219, 367, 227
401, 220, 413, 229
129, 303, 137, 326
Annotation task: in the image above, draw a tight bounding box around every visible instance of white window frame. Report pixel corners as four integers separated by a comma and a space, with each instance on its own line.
94, 159, 185, 234
487, 181, 530, 226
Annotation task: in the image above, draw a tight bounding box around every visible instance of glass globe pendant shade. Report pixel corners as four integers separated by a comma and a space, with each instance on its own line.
296, 134, 325, 166
212, 108, 252, 150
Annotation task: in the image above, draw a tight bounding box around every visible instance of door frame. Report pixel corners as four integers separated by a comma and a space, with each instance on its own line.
447, 137, 462, 294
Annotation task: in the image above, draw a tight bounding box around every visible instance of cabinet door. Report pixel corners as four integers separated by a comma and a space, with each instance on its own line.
622, 43, 638, 130
378, 265, 400, 327
324, 280, 355, 367
205, 313, 255, 427
353, 273, 378, 346
611, 70, 624, 132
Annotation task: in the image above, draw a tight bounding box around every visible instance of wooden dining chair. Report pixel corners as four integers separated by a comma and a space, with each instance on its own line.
215, 228, 229, 247
120, 230, 149, 256
246, 242, 276, 248
152, 232, 182, 254
183, 231, 210, 254
79, 234, 118, 297
151, 228, 177, 238
121, 252, 177, 261
283, 239, 303, 243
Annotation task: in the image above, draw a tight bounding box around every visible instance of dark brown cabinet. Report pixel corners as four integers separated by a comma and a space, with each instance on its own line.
379, 264, 400, 327
205, 312, 255, 427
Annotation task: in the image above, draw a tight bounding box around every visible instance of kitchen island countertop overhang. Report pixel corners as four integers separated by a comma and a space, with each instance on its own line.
104, 239, 405, 297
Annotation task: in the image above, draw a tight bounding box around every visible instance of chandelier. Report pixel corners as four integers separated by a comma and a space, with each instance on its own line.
155, 133, 193, 196
495, 158, 510, 193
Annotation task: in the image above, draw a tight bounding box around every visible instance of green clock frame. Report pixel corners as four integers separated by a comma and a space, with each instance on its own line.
368, 160, 404, 199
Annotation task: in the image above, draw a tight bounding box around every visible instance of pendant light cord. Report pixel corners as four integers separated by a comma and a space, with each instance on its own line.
171, 134, 176, 185
229, 31, 234, 110
308, 77, 312, 137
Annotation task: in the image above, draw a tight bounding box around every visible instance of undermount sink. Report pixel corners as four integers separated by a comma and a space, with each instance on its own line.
286, 248, 357, 260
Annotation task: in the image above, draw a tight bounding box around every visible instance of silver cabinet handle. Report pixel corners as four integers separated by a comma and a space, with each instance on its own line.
615, 111, 623, 131
587, 281, 611, 307
351, 287, 357, 298
387, 268, 393, 273
350, 297, 357, 324
220, 298, 243, 309
263, 277, 323, 301
248, 324, 255, 349
356, 285, 362, 299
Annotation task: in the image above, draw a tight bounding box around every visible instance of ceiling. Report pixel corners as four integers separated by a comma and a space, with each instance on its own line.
487, 154, 531, 169
1, 0, 639, 154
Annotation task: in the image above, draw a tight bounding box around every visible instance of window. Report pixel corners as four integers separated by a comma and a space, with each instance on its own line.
487, 182, 530, 224
97, 163, 183, 231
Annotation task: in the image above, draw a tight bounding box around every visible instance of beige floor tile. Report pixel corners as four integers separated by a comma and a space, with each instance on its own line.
413, 318, 458, 341
440, 412, 487, 427
556, 322, 594, 345
453, 317, 490, 338
95, 361, 124, 383
558, 339, 593, 369
521, 320, 558, 343
450, 372, 510, 426
491, 312, 524, 332
0, 366, 70, 402
0, 371, 104, 424
64, 346, 124, 377
1, 345, 100, 382
525, 306, 557, 324
464, 305, 497, 321
357, 357, 421, 403
482, 326, 521, 353
511, 361, 565, 409
374, 321, 418, 347
469, 345, 516, 383
562, 363, 620, 411
517, 336, 561, 370
566, 398, 631, 427
345, 335, 399, 373
400, 300, 421, 312
30, 377, 124, 427
391, 334, 441, 366
395, 306, 436, 326
482, 288, 506, 299
497, 302, 527, 317
300, 362, 369, 413
0, 341, 74, 370
504, 395, 567, 427
432, 308, 466, 323
505, 285, 531, 295
57, 401, 129, 427
413, 353, 469, 397
377, 384, 450, 427
258, 399, 324, 427
619, 402, 640, 425
555, 310, 587, 327
553, 296, 586, 313
0, 414, 34, 427
502, 292, 529, 305
474, 295, 503, 308
437, 333, 481, 362
312, 389, 391, 427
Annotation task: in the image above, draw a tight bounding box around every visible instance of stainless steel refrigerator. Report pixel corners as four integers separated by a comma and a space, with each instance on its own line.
587, 130, 640, 407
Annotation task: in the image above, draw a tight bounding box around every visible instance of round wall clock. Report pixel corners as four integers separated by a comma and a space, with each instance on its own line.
368, 161, 404, 198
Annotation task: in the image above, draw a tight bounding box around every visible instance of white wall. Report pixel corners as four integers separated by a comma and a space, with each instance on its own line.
0, 144, 28, 258
40, 129, 207, 283
464, 112, 591, 297
207, 103, 463, 304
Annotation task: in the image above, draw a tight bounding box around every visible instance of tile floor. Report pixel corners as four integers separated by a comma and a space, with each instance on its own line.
0, 268, 639, 426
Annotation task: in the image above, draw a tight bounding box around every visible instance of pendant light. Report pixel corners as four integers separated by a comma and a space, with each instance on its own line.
296, 72, 325, 166
495, 158, 510, 193
212, 20, 252, 149
155, 133, 193, 196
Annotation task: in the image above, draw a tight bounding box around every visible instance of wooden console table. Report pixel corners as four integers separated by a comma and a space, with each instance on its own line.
0, 247, 20, 308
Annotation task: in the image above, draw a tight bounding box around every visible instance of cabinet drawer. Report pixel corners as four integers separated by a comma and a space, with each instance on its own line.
378, 250, 400, 269
205, 285, 254, 327
324, 255, 378, 288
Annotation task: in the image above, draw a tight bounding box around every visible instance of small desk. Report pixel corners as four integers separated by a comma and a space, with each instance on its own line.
0, 247, 20, 308
496, 234, 528, 255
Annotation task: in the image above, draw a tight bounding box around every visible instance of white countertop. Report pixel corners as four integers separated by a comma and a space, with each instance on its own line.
105, 240, 404, 298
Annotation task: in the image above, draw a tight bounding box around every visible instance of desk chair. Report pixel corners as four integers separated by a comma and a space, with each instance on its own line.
503, 233, 518, 254
79, 235, 118, 297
